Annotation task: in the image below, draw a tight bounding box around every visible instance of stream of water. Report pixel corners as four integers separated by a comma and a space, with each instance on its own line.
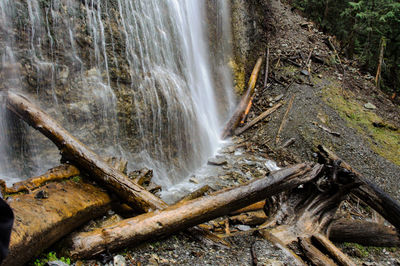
0, 0, 234, 188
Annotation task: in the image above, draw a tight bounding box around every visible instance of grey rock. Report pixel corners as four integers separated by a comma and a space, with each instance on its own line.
300, 70, 310, 76
273, 94, 284, 102
236, 224, 252, 231
113, 255, 127, 266
364, 102, 377, 110
207, 158, 228, 166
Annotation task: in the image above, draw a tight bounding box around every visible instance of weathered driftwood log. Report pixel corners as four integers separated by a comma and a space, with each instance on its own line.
69, 163, 321, 258
234, 103, 282, 136
330, 219, 400, 247
2, 179, 112, 266
298, 237, 336, 266
317, 145, 400, 231
221, 57, 263, 139
6, 92, 168, 212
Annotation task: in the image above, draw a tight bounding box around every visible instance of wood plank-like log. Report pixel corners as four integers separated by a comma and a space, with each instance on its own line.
69, 163, 321, 258
6, 92, 168, 212
2, 179, 112, 266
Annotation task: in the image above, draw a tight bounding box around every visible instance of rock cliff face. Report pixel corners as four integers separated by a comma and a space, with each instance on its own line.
229, 0, 272, 93
0, 0, 235, 186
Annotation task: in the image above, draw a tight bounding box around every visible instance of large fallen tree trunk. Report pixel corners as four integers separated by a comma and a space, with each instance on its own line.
68, 163, 321, 258
221, 57, 263, 139
1, 177, 112, 266
6, 92, 168, 212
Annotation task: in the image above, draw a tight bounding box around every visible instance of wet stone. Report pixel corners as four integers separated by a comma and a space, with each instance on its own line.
207, 158, 228, 166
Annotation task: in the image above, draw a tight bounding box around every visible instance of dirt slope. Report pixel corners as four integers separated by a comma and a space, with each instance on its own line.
243, 0, 400, 200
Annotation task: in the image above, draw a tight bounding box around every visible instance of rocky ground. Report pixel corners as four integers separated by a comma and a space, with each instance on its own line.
31, 0, 400, 265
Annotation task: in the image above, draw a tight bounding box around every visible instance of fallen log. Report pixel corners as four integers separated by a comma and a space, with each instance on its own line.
317, 145, 400, 230
234, 103, 282, 136
0, 164, 79, 194
2, 178, 112, 266
6, 92, 168, 212
68, 163, 321, 258
222, 57, 263, 139
329, 219, 400, 247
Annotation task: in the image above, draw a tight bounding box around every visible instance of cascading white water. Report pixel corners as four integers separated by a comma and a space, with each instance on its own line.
0, 0, 234, 188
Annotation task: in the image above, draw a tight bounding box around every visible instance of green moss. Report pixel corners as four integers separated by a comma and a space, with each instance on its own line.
72, 175, 81, 183
32, 251, 71, 266
343, 242, 370, 257
228, 58, 246, 94
321, 79, 400, 166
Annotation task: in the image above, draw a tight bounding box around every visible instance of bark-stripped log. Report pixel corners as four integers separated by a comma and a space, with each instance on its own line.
69, 163, 321, 258
6, 92, 168, 212
221, 57, 263, 139
2, 179, 112, 266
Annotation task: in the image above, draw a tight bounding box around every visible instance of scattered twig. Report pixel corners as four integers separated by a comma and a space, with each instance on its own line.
375, 37, 386, 89
264, 46, 270, 87
251, 241, 258, 266
224, 219, 230, 236
284, 80, 295, 91
306, 46, 316, 72
281, 138, 296, 149
275, 95, 295, 144
286, 58, 302, 67
328, 37, 344, 72
312, 122, 341, 137
269, 76, 285, 86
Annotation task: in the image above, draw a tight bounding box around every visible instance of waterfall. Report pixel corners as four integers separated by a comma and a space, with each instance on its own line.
0, 0, 234, 188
